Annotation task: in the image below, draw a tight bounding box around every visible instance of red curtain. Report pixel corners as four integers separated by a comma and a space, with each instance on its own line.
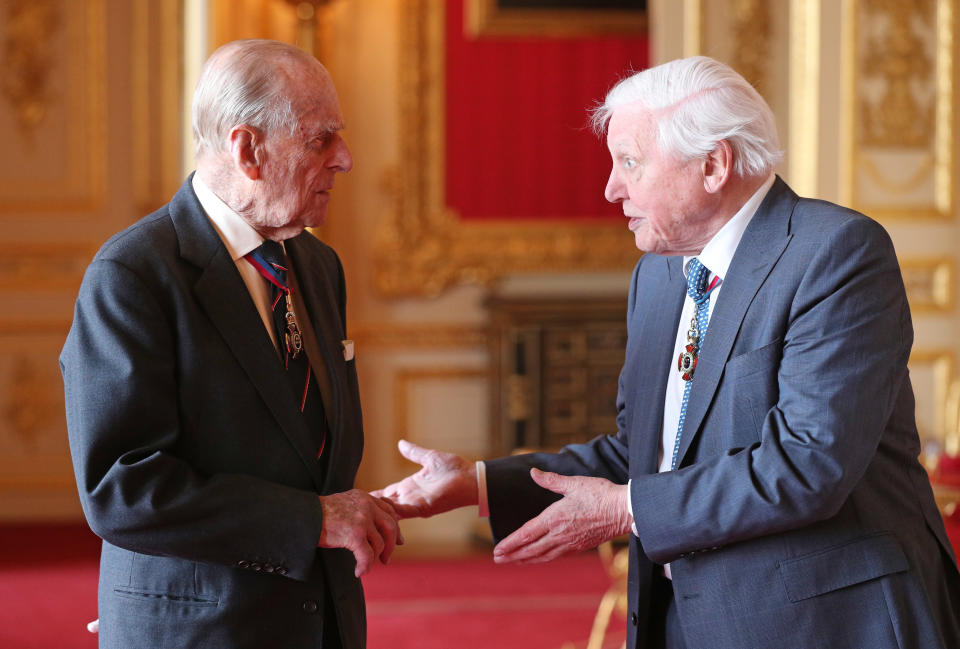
445, 1, 649, 221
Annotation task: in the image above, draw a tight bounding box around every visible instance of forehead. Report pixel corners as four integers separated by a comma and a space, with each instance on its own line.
284, 61, 344, 129
606, 102, 656, 150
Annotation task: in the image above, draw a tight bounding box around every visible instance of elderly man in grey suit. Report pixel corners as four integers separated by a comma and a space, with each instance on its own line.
375, 56, 960, 648
61, 39, 400, 649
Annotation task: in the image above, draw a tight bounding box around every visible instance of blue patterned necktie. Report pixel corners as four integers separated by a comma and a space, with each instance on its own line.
245, 241, 327, 459
671, 257, 714, 471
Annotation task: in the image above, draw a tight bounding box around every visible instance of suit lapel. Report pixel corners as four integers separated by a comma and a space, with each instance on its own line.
168, 178, 326, 492
674, 178, 797, 467
629, 256, 686, 475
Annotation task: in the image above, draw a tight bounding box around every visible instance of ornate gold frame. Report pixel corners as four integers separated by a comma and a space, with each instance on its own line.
374, 0, 641, 297
841, 0, 958, 221
465, 0, 646, 38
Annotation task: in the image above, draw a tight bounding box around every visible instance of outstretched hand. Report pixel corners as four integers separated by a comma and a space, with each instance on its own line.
493, 468, 631, 565
371, 440, 479, 519
318, 490, 403, 578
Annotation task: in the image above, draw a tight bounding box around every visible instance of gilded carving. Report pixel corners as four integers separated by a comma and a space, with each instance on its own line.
843, 0, 956, 220
375, 0, 640, 297
466, 0, 646, 37
0, 243, 95, 291
910, 349, 956, 464
1, 0, 59, 134
351, 323, 486, 348
730, 0, 771, 96
859, 0, 935, 148
900, 257, 955, 313
4, 356, 59, 445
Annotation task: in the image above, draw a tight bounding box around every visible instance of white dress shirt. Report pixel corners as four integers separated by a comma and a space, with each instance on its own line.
638, 174, 775, 576
191, 174, 281, 351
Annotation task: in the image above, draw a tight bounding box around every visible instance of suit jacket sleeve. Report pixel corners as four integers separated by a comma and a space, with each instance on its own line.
630, 215, 912, 564
62, 257, 325, 581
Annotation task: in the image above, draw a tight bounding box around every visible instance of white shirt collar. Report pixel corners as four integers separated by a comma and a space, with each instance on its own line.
683, 173, 776, 281
191, 173, 265, 261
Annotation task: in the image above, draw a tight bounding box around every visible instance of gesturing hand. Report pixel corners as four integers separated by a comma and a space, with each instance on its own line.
371, 440, 478, 519
493, 469, 632, 565
318, 490, 403, 578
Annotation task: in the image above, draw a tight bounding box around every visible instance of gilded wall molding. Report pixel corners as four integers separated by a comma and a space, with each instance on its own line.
374, 0, 640, 297
1, 0, 59, 134
0, 243, 96, 291
0, 0, 107, 213
351, 323, 487, 349
683, 0, 703, 57
3, 356, 61, 445
842, 0, 956, 220
900, 257, 955, 313
392, 367, 490, 468
789, 0, 821, 198
730, 0, 771, 96
465, 0, 646, 37
910, 348, 956, 460
132, 0, 185, 214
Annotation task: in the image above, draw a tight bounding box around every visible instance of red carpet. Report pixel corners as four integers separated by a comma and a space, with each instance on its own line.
0, 525, 625, 649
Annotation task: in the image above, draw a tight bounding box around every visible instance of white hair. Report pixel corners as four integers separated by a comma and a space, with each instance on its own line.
591, 56, 782, 177
192, 39, 315, 157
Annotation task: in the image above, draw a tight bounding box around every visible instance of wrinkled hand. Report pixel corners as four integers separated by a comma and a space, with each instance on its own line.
371, 440, 478, 519
318, 490, 403, 578
493, 469, 631, 565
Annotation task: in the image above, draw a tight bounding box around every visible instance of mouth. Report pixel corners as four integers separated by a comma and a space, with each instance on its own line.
627, 216, 643, 232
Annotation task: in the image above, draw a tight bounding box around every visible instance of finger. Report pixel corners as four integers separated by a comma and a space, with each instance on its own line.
529, 468, 571, 495
372, 505, 401, 561
507, 542, 572, 566
495, 532, 562, 564
351, 538, 375, 578
87, 619, 100, 634
397, 439, 434, 466
371, 494, 400, 519
383, 499, 426, 519
493, 518, 550, 558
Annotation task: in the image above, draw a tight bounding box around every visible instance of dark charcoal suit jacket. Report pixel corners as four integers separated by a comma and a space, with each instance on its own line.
486, 178, 960, 649
61, 176, 366, 648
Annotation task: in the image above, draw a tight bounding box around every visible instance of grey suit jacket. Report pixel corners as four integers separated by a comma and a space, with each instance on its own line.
486, 178, 960, 649
61, 177, 366, 648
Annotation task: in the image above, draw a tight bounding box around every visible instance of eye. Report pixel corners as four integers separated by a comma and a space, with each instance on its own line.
623, 157, 637, 170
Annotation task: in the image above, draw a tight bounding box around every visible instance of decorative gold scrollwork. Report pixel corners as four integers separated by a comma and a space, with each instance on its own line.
859, 0, 936, 147
1, 0, 59, 134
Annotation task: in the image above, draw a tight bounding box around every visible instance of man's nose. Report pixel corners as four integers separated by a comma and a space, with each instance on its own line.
331, 136, 353, 173
604, 168, 624, 203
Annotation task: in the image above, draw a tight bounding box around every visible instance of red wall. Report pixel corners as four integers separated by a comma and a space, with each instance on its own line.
444, 1, 649, 221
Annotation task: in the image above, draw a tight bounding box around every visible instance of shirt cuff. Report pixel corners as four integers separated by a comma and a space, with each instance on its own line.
627, 478, 638, 536
476, 460, 489, 518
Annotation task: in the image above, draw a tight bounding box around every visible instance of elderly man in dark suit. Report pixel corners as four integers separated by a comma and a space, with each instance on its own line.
61, 39, 399, 649
375, 56, 960, 648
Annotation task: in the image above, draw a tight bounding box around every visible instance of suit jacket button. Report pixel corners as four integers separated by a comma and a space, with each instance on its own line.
302, 600, 319, 614
276, 567, 288, 576
237, 560, 250, 569
630, 612, 639, 626
251, 563, 262, 571
263, 564, 275, 573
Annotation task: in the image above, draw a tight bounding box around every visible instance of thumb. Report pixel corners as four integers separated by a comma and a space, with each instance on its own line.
529, 468, 570, 495
397, 439, 432, 466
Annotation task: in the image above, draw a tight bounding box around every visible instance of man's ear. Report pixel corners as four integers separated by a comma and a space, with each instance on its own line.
702, 139, 733, 194
229, 125, 261, 180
